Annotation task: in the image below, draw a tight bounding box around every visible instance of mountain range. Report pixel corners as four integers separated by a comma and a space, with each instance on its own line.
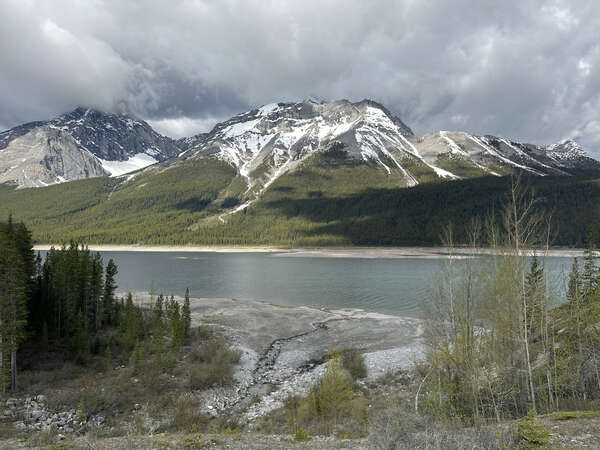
1, 99, 600, 246
1, 99, 598, 191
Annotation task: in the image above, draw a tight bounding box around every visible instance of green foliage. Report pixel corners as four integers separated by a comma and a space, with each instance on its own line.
180, 433, 205, 449
283, 354, 368, 437
187, 333, 242, 389
293, 428, 312, 442
517, 411, 552, 448
0, 217, 31, 391
182, 288, 192, 339
337, 348, 367, 380
552, 410, 600, 420
73, 311, 91, 365
103, 346, 112, 371
0, 158, 236, 244
3, 154, 600, 246
553, 235, 600, 403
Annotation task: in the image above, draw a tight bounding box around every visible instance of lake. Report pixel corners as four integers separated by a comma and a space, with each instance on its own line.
43, 250, 575, 317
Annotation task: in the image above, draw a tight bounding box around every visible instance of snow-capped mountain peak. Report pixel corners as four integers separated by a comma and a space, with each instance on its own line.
179, 100, 429, 198
546, 139, 587, 161
173, 99, 600, 211
0, 108, 179, 188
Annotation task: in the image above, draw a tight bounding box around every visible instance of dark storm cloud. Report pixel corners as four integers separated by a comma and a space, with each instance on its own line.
0, 0, 599, 151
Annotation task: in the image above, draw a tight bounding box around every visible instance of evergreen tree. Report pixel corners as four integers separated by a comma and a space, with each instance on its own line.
90, 252, 104, 332
182, 288, 191, 339
102, 259, 118, 326
73, 310, 90, 365
152, 294, 165, 355
524, 254, 544, 342
0, 219, 29, 392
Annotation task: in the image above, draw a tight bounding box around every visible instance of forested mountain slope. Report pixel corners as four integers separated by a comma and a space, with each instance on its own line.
1, 149, 600, 246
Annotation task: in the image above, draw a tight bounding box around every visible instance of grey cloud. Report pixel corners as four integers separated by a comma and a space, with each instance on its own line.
0, 0, 599, 154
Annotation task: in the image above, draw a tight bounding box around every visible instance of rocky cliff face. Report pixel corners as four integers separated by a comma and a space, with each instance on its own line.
0, 108, 179, 188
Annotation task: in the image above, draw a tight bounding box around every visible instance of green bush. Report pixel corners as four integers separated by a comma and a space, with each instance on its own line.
294, 428, 312, 442
517, 411, 552, 448
281, 355, 368, 436
339, 348, 367, 380
188, 334, 241, 389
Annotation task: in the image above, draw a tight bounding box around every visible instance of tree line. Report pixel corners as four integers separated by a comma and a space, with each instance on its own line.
423, 176, 600, 423
0, 217, 192, 392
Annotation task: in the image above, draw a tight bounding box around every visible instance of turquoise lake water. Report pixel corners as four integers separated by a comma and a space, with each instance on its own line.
56, 251, 575, 317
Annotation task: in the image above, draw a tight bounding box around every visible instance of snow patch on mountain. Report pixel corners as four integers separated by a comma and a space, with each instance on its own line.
97, 153, 158, 177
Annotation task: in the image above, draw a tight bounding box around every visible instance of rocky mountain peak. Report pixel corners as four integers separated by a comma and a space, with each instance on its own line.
546, 139, 587, 161
0, 107, 180, 188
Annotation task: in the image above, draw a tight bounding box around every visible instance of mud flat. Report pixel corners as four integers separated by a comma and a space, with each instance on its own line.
179, 296, 425, 422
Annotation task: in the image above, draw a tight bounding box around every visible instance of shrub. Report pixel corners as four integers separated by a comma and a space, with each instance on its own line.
170, 395, 210, 432
339, 348, 367, 380
180, 433, 205, 449
283, 355, 367, 436
294, 428, 312, 442
517, 411, 552, 448
188, 334, 241, 389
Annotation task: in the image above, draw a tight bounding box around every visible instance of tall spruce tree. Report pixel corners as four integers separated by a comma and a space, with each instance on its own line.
182, 288, 191, 339
524, 254, 545, 342
0, 219, 30, 391
102, 259, 118, 326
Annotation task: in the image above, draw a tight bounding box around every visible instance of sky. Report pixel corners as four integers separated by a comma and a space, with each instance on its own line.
1, 0, 599, 154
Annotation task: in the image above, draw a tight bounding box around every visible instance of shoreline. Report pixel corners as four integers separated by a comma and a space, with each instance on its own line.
33, 244, 587, 258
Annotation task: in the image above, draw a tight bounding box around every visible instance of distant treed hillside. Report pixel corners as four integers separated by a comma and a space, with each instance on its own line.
1, 150, 599, 246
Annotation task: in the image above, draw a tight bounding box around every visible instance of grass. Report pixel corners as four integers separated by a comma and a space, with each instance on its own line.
552, 410, 600, 420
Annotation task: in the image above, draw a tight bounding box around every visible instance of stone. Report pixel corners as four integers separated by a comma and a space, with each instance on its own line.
36, 395, 47, 404
14, 421, 26, 430
30, 409, 45, 421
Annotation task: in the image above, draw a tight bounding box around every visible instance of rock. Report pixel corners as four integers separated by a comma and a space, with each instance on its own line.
14, 421, 26, 430
6, 398, 18, 409
94, 415, 105, 425
30, 409, 45, 421
36, 395, 47, 404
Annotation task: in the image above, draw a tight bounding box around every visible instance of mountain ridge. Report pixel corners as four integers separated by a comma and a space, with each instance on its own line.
1, 99, 598, 191
0, 107, 179, 187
